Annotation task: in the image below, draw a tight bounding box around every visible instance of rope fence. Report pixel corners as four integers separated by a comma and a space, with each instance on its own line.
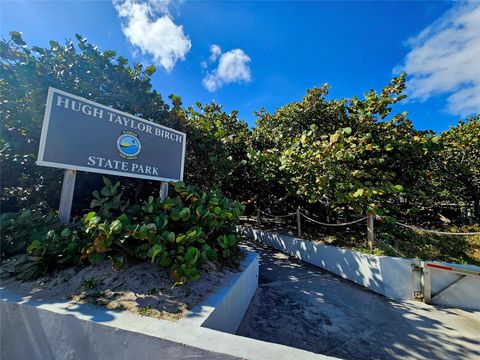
253, 205, 480, 250
259, 210, 296, 219
395, 222, 480, 236
301, 212, 367, 227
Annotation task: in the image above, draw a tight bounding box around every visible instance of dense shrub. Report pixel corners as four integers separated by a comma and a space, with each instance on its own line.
26, 225, 86, 278
250, 75, 440, 219
1, 31, 479, 267
0, 32, 253, 214
81, 179, 243, 282
0, 204, 57, 258
376, 224, 480, 266
1, 205, 86, 278
312, 223, 480, 266
7, 178, 243, 282
0, 32, 176, 213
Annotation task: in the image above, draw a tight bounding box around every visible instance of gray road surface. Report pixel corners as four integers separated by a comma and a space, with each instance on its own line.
237, 241, 480, 360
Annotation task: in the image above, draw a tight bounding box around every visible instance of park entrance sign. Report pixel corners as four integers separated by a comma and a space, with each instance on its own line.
37, 87, 186, 182
37, 87, 186, 222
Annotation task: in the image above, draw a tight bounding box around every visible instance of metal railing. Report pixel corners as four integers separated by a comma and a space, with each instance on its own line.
421, 261, 480, 303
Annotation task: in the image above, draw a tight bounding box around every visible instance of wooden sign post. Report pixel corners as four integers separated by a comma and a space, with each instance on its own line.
58, 169, 76, 224
160, 181, 169, 201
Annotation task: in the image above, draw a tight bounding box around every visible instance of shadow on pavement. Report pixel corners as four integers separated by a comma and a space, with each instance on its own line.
237, 240, 480, 360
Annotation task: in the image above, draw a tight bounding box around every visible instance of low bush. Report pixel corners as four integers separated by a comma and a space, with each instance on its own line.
3, 178, 244, 283
81, 179, 243, 282
322, 223, 480, 265
0, 204, 57, 258
375, 224, 480, 265
270, 218, 480, 265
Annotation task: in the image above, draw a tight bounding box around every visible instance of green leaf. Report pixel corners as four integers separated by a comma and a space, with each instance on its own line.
10, 31, 27, 46
84, 211, 96, 222
206, 248, 218, 261
185, 247, 200, 265
60, 228, 72, 238
90, 199, 102, 208
89, 253, 105, 265
171, 210, 180, 221
166, 231, 175, 243
394, 185, 404, 192
217, 235, 230, 248
175, 234, 186, 243
179, 208, 191, 220
89, 216, 102, 226
352, 189, 364, 198
145, 65, 156, 76
103, 177, 112, 187
226, 234, 237, 246
109, 219, 122, 234
27, 240, 42, 253
101, 186, 113, 197
174, 181, 185, 189
158, 253, 172, 267
95, 237, 112, 252
117, 213, 129, 224
149, 244, 164, 263
136, 243, 150, 259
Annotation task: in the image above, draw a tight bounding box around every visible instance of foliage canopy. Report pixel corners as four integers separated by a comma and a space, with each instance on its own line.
1, 31, 479, 269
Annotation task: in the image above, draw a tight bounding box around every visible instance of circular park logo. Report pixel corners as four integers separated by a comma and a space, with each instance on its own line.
116, 131, 141, 160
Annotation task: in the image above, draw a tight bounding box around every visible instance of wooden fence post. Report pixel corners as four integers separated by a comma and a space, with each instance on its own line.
367, 214, 374, 250
296, 207, 302, 238
58, 169, 76, 224
160, 182, 169, 201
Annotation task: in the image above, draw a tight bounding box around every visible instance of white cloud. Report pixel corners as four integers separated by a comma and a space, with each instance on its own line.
202, 48, 251, 92
113, 0, 191, 72
397, 2, 480, 116
209, 44, 222, 62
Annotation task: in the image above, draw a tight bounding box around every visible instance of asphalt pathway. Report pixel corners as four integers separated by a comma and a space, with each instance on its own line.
237, 240, 480, 360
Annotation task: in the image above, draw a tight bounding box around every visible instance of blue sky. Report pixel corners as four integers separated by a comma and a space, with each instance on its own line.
1, 1, 479, 132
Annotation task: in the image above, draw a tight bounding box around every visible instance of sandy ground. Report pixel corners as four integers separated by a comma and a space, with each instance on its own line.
0, 255, 239, 321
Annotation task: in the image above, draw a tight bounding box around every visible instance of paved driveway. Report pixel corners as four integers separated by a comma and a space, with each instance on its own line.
237, 241, 480, 360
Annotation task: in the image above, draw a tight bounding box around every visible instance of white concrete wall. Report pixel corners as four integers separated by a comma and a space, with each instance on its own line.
179, 250, 259, 333
1, 248, 338, 360
0, 292, 338, 360
239, 227, 480, 310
